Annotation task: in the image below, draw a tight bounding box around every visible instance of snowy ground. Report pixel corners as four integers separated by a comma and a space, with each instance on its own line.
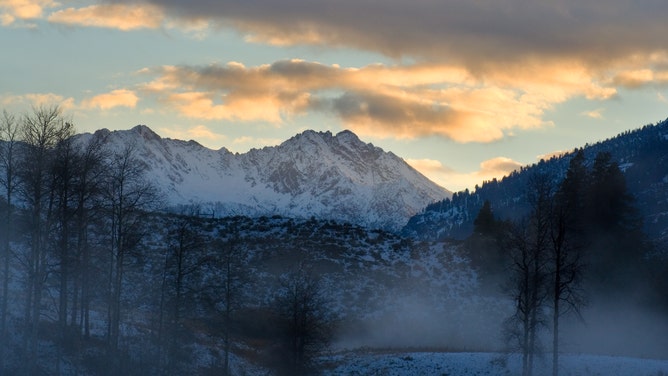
321, 351, 668, 376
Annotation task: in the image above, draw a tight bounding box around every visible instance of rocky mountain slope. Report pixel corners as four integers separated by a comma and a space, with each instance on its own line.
76, 125, 450, 231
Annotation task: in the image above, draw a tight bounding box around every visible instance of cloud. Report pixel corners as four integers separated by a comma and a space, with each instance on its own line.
157, 125, 227, 147
611, 67, 668, 89
0, 0, 57, 26
232, 136, 283, 150
478, 157, 523, 176
0, 13, 15, 26
407, 157, 523, 192
538, 150, 569, 161
138, 59, 614, 143
0, 0, 57, 20
1, 92, 76, 110
2, 90, 139, 115
81, 89, 138, 110
161, 91, 299, 123
46, 2, 211, 35
48, 4, 164, 31
9, 1, 661, 145
405, 158, 448, 173
659, 93, 668, 104
581, 108, 604, 119
103, 0, 668, 67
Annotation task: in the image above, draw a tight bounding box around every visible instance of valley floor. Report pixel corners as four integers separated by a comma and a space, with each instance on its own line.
320, 351, 668, 376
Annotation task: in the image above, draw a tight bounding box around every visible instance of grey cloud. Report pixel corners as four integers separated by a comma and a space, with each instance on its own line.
322, 91, 461, 138
104, 0, 668, 66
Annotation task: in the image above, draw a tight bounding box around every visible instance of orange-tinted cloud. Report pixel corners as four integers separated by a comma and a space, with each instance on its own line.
139, 59, 615, 143
581, 108, 604, 119
232, 135, 283, 150
162, 91, 302, 123
81, 89, 139, 110
1, 92, 76, 110
48, 4, 164, 30
1, 0, 56, 20
0, 0, 57, 27
157, 125, 227, 147
407, 157, 523, 192
45, 2, 212, 35
478, 157, 523, 176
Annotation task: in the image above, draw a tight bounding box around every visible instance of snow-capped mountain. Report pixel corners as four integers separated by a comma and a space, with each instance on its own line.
77, 125, 450, 231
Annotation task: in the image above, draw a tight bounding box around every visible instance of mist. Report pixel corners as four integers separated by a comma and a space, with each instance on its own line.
334, 292, 509, 352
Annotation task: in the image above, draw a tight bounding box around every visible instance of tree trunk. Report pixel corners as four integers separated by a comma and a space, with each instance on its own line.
0, 195, 11, 371
552, 296, 559, 376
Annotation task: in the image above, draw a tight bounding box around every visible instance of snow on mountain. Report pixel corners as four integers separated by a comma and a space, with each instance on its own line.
76, 125, 450, 231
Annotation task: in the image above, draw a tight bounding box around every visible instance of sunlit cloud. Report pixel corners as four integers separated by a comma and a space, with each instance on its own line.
138, 59, 617, 143
157, 125, 226, 148
161, 91, 293, 123
96, 0, 668, 131
2, 90, 140, 116
479, 157, 523, 176
613, 69, 656, 88
46, 2, 211, 35
1, 92, 76, 110
0, 0, 57, 27
232, 135, 283, 150
81, 89, 138, 110
407, 157, 523, 192
0, 0, 57, 21
582, 108, 604, 119
1, 13, 14, 25
538, 150, 569, 161
48, 4, 163, 30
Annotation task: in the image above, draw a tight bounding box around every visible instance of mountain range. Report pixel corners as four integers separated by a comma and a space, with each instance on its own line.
75, 125, 450, 231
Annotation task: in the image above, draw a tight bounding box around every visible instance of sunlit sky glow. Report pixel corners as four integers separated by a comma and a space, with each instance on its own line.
2, 0, 668, 192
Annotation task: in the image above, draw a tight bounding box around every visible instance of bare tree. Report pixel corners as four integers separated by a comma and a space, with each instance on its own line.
503, 173, 553, 376
273, 266, 333, 376
50, 135, 78, 345
16, 106, 74, 373
102, 142, 159, 355
70, 132, 108, 338
160, 211, 207, 375
0, 110, 19, 370
214, 232, 248, 376
549, 151, 587, 376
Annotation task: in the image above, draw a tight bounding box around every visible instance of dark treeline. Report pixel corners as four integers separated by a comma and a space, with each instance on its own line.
0, 107, 337, 375
465, 149, 660, 376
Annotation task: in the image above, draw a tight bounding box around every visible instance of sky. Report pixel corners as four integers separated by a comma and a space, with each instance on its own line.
2, 0, 668, 192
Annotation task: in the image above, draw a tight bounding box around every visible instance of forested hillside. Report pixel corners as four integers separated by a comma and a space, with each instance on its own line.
403, 118, 668, 249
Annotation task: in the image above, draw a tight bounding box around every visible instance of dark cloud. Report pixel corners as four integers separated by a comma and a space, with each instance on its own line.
104, 0, 668, 66
327, 91, 455, 134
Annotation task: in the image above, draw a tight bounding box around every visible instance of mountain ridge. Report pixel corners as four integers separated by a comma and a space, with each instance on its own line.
75, 125, 451, 231
402, 118, 668, 246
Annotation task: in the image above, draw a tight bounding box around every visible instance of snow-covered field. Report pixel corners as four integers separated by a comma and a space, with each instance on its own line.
321, 351, 668, 376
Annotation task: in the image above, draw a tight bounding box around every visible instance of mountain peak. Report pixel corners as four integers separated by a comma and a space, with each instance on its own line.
80, 126, 450, 230
335, 129, 360, 142
130, 124, 161, 141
